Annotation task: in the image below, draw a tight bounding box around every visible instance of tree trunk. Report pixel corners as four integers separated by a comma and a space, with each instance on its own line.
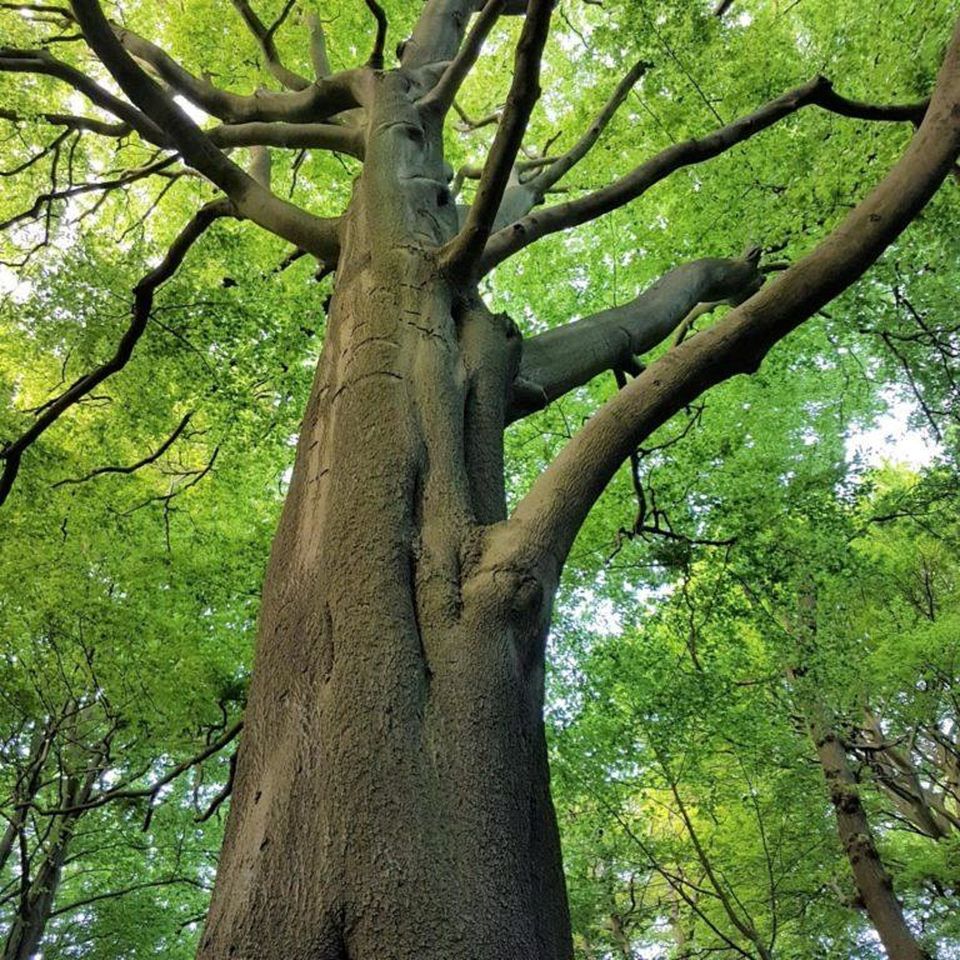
3, 831, 69, 960
198, 70, 572, 960
789, 592, 928, 960
812, 729, 930, 960
2, 769, 93, 960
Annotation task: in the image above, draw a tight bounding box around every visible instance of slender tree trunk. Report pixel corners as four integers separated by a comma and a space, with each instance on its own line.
198, 70, 571, 960
0, 726, 50, 875
2, 769, 93, 960
789, 594, 928, 960
810, 726, 930, 960
3, 833, 69, 960
609, 910, 632, 959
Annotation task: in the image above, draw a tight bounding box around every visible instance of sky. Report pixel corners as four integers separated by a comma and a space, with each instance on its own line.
846, 392, 941, 470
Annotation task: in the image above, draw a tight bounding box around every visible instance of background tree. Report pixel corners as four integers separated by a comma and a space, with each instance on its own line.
553, 445, 960, 957
1, 1, 959, 958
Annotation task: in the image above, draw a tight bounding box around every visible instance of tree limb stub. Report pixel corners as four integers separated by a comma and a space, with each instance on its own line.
508, 251, 763, 421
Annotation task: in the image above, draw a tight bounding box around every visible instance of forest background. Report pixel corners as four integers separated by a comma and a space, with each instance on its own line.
1, 0, 958, 957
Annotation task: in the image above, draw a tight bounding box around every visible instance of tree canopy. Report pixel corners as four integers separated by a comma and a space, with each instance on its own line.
1, 0, 958, 957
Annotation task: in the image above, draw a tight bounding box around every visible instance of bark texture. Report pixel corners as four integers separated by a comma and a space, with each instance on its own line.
788, 591, 930, 960
193, 12, 960, 959
813, 729, 929, 960
197, 62, 571, 960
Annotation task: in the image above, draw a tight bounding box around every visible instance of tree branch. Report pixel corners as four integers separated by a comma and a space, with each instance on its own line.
419, 0, 505, 116
49, 876, 211, 918
527, 57, 652, 195
208, 120, 364, 158
402, 0, 484, 70
85, 18, 362, 124
814, 86, 928, 124
51, 412, 194, 487
0, 153, 179, 233
453, 100, 502, 131
363, 0, 388, 69
440, 0, 553, 280
508, 249, 762, 421
479, 76, 931, 273
31, 721, 243, 817
69, 0, 342, 260
304, 11, 332, 78
229, 0, 309, 91
0, 107, 130, 137
497, 17, 960, 571
0, 46, 169, 145
0, 200, 231, 508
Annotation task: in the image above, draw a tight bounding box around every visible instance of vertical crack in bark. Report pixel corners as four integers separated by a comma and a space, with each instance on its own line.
408, 460, 433, 688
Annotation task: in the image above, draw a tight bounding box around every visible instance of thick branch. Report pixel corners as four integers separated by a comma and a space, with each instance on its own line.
305, 12, 331, 78
0, 201, 230, 508
402, 0, 483, 69
509, 250, 762, 421
103, 20, 360, 123
69, 0, 341, 259
419, 0, 506, 116
440, 0, 553, 279
0, 47, 168, 145
815, 87, 929, 124
208, 121, 364, 157
500, 17, 960, 569
480, 76, 931, 273
402, 0, 541, 77
230, 0, 309, 91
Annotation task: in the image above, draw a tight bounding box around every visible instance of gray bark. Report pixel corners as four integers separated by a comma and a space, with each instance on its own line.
194, 11, 960, 958
197, 65, 571, 960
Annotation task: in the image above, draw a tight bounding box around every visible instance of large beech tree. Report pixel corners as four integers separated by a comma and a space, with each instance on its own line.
2, 1, 959, 957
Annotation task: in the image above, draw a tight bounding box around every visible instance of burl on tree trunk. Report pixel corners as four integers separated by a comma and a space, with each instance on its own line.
2, 2, 959, 957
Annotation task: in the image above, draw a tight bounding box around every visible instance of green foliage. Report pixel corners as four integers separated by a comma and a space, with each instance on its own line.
1, 0, 958, 956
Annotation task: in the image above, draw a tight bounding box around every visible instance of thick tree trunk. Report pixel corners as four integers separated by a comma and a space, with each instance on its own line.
198, 71, 571, 960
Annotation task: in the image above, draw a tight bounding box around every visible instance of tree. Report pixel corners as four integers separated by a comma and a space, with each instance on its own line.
0, 492, 249, 958
1, 2, 959, 957
553, 455, 960, 958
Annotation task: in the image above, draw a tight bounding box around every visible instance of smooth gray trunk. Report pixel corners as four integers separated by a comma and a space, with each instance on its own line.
198, 71, 571, 960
